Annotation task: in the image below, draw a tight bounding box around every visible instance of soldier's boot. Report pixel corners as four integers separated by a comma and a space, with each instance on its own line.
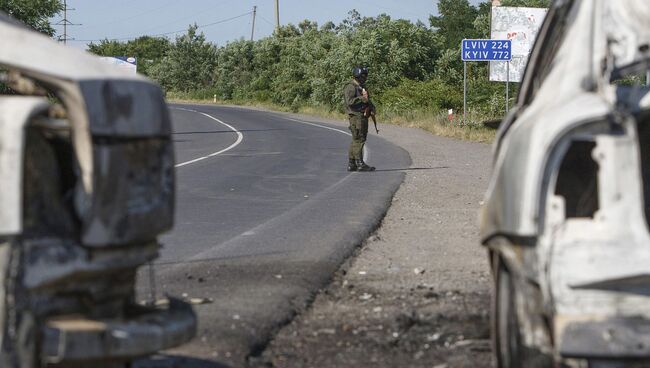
356, 159, 375, 172
348, 159, 358, 172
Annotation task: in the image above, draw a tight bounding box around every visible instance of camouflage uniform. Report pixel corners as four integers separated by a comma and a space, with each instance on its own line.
344, 79, 375, 171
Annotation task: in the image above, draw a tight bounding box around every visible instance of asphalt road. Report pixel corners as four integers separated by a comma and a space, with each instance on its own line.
135, 104, 410, 367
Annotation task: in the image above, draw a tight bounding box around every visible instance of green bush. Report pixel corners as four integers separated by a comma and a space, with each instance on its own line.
378, 78, 463, 116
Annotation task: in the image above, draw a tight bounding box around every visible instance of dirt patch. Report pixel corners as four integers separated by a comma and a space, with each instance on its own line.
253, 267, 491, 368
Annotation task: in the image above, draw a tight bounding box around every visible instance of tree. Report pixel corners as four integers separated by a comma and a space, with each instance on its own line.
501, 0, 550, 7
88, 36, 171, 76
125, 36, 171, 76
87, 39, 127, 57
298, 19, 318, 34
212, 39, 255, 100
0, 0, 63, 36
337, 9, 362, 32
473, 2, 493, 39
429, 0, 479, 50
199, 11, 445, 111
149, 25, 216, 92
321, 21, 335, 32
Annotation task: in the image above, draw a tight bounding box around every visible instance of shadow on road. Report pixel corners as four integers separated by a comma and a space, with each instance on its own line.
134, 355, 230, 368
372, 166, 450, 172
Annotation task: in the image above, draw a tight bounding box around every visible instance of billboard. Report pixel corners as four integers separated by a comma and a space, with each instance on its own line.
98, 56, 137, 75
489, 6, 547, 82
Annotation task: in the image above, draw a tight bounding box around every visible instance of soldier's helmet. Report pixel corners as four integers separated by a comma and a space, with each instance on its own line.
352, 66, 369, 78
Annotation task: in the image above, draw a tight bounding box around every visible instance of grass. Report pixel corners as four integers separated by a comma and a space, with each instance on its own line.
167, 92, 497, 144
380, 109, 496, 144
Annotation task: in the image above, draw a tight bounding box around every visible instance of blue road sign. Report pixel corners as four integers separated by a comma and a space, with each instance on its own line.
461, 39, 512, 61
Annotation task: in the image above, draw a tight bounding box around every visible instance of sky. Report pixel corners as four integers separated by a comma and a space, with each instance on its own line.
54, 0, 485, 49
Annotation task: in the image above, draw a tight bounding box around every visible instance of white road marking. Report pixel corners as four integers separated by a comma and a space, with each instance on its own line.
283, 117, 370, 161
284, 117, 351, 136
171, 107, 243, 168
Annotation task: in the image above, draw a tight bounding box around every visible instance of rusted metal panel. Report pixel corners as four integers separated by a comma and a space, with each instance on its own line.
0, 12, 171, 198
0, 14, 175, 247
79, 80, 171, 138
21, 239, 158, 290
82, 138, 174, 247
41, 299, 196, 364
0, 10, 194, 366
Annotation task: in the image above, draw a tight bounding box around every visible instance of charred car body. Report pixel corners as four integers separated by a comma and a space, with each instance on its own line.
481, 0, 650, 367
0, 13, 195, 367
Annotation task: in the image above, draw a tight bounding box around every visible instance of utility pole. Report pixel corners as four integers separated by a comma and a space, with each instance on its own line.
274, 0, 280, 32
56, 0, 81, 44
250, 6, 257, 41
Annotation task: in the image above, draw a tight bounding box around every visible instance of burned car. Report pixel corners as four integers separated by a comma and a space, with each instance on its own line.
481, 0, 650, 367
0, 13, 195, 367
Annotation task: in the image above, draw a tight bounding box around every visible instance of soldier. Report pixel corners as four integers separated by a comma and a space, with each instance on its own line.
344, 66, 376, 172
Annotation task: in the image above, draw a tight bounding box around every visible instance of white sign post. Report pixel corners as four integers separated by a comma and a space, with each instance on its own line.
506, 61, 510, 113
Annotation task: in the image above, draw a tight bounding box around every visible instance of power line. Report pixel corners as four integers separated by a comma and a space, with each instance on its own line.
354, 0, 425, 18
91, 0, 239, 35
84, 0, 178, 29
257, 14, 275, 27
71, 11, 252, 43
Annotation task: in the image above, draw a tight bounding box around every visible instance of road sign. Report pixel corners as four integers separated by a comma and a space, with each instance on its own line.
461, 39, 512, 61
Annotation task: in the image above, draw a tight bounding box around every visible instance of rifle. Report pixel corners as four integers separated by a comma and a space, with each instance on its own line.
364, 106, 379, 134
361, 87, 379, 134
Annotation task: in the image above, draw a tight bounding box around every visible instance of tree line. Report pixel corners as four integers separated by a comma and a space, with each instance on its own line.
2, 0, 549, 121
